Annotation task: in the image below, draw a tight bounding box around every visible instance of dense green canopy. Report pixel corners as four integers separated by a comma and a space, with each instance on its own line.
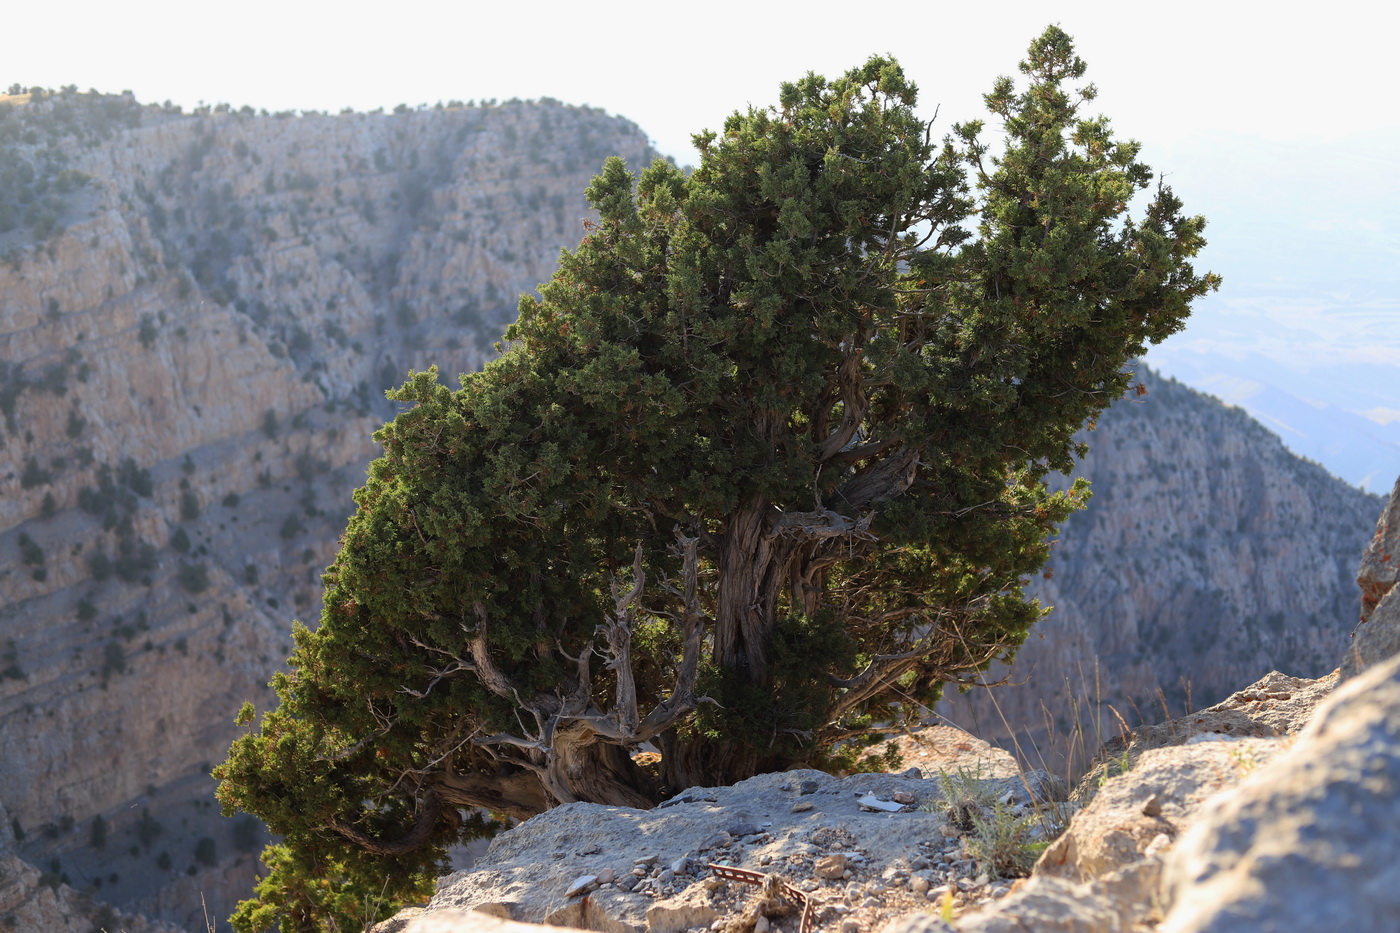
216, 27, 1217, 931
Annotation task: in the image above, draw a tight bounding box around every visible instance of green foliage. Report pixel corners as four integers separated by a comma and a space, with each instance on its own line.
17, 532, 44, 567
87, 548, 112, 582
20, 457, 51, 489
217, 29, 1215, 930
136, 808, 163, 848
229, 843, 434, 933
180, 489, 201, 521
177, 562, 210, 594
195, 835, 217, 866
2, 639, 24, 681
102, 641, 127, 678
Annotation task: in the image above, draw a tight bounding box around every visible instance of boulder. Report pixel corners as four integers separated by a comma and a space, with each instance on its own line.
1343, 473, 1400, 677
1162, 651, 1400, 931
1192, 668, 1337, 734
1039, 736, 1283, 886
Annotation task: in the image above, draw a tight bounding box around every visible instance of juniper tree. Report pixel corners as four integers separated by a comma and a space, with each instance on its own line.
217, 27, 1217, 931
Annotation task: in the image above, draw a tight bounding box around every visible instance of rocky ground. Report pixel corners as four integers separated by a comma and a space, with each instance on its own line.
378, 476, 1400, 933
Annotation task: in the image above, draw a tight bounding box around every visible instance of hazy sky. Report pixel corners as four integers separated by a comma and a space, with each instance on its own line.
10, 0, 1399, 484
8, 1, 1398, 166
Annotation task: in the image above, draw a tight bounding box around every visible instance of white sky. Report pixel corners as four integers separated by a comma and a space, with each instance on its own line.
7, 0, 1398, 166
9, 0, 1399, 483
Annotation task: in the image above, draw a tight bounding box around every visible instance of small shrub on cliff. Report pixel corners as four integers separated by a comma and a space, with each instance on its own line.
177, 562, 210, 594
20, 457, 51, 489
179, 488, 200, 522
217, 29, 1216, 932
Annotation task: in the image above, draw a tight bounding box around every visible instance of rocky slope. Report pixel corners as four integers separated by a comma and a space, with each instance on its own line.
936, 368, 1384, 777
0, 87, 656, 930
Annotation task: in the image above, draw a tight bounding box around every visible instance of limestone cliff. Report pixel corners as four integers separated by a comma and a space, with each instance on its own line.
937, 367, 1385, 775
0, 88, 657, 929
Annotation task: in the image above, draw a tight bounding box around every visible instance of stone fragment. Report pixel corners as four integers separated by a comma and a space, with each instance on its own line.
815, 854, 849, 880
791, 800, 814, 813
1163, 652, 1400, 931
595, 868, 615, 885
856, 793, 905, 812
698, 831, 731, 851
563, 875, 596, 898
799, 780, 820, 795
891, 791, 915, 805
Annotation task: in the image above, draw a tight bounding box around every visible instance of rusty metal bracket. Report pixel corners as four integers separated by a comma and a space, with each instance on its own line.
707, 863, 816, 933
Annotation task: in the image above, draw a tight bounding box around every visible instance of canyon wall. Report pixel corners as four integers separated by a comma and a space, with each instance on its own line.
937, 368, 1384, 775
0, 89, 656, 930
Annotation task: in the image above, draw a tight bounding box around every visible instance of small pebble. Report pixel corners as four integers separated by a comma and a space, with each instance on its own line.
815, 854, 849, 880
911, 877, 930, 895
759, 854, 773, 866
671, 856, 689, 875
596, 868, 616, 884
799, 779, 820, 795
841, 920, 862, 933
791, 800, 814, 813
892, 791, 915, 805
754, 917, 770, 933
1141, 794, 1164, 818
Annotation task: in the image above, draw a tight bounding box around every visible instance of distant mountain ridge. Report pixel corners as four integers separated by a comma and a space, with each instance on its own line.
938, 367, 1386, 773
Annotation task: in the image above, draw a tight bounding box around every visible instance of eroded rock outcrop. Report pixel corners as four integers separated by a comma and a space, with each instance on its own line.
1162, 650, 1400, 931
1342, 473, 1400, 678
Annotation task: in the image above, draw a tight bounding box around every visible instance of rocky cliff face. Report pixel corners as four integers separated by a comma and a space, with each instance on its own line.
937, 367, 1385, 775
0, 89, 656, 929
